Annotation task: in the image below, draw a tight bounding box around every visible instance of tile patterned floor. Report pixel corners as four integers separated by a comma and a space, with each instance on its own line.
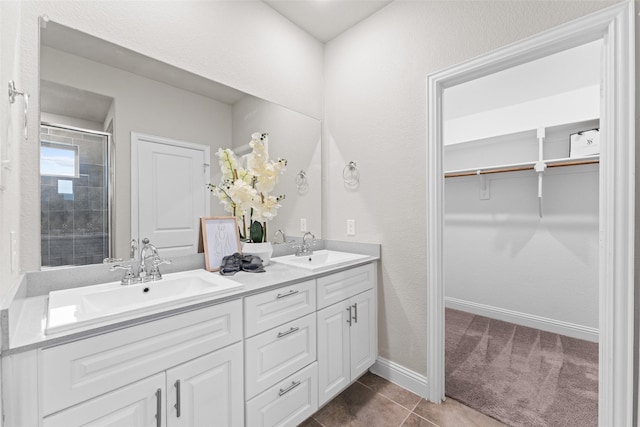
301, 372, 507, 427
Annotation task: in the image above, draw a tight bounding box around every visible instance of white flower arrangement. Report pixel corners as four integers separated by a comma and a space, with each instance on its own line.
208, 132, 287, 243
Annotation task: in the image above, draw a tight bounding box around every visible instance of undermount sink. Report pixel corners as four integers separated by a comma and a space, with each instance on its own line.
46, 269, 243, 335
272, 250, 370, 272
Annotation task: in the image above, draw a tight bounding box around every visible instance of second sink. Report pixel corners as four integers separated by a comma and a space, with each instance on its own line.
272, 250, 370, 272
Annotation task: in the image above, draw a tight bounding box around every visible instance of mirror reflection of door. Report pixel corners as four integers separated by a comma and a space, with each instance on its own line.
442, 40, 601, 426
132, 133, 210, 259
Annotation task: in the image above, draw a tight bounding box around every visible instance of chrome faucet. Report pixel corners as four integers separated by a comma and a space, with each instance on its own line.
110, 238, 171, 285
139, 238, 171, 282
273, 229, 287, 244
293, 232, 316, 256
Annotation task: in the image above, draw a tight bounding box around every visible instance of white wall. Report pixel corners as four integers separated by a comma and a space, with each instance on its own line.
41, 112, 104, 132
10, 1, 323, 277
231, 96, 322, 240
323, 0, 616, 375
0, 1, 23, 300
41, 46, 233, 260
445, 166, 599, 339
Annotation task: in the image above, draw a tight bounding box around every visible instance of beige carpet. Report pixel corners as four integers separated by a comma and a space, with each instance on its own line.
445, 308, 598, 427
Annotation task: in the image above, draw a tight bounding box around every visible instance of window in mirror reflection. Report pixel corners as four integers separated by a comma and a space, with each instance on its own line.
40, 141, 79, 178
40, 124, 112, 268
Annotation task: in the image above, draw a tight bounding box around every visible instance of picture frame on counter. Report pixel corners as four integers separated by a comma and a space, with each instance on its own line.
201, 216, 242, 272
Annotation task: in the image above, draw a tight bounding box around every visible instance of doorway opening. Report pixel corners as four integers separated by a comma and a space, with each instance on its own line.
442, 41, 601, 426
426, 3, 635, 425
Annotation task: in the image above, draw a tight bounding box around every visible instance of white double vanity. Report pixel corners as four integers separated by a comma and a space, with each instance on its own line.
0, 244, 379, 427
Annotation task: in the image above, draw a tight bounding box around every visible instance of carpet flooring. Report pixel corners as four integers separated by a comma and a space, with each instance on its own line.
445, 308, 598, 427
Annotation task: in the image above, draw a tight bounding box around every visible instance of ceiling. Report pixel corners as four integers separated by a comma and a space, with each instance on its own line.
262, 0, 394, 42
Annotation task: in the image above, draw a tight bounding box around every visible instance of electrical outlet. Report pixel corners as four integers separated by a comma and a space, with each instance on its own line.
347, 219, 356, 236
300, 218, 307, 232
10, 231, 17, 272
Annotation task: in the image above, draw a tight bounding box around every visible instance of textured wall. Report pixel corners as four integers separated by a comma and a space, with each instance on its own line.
0, 1, 23, 301
232, 96, 322, 240
13, 1, 323, 275
323, 0, 616, 375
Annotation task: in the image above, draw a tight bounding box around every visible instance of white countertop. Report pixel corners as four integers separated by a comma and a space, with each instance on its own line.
6, 256, 378, 354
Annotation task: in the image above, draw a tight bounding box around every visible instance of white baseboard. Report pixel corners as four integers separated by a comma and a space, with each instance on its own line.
370, 357, 428, 397
445, 297, 598, 343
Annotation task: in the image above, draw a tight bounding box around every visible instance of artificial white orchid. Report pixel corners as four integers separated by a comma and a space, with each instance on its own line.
208, 133, 287, 242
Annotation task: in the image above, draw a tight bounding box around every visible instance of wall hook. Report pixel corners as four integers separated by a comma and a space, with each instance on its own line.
8, 80, 29, 141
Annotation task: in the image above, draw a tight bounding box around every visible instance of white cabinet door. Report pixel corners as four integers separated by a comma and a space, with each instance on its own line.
350, 289, 376, 379
166, 343, 243, 427
317, 299, 350, 406
42, 373, 165, 427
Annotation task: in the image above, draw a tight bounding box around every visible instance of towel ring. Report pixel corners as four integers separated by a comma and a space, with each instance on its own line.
295, 170, 308, 191
343, 161, 359, 186
8, 80, 29, 141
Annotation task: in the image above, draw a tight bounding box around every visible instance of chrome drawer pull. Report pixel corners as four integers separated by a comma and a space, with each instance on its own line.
277, 326, 299, 338
276, 289, 299, 299
346, 306, 352, 326
155, 388, 162, 427
279, 380, 301, 396
352, 303, 358, 323
174, 379, 181, 418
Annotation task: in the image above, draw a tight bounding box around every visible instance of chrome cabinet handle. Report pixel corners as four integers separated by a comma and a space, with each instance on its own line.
279, 380, 301, 396
277, 327, 299, 338
352, 303, 358, 323
276, 289, 299, 299
174, 379, 181, 418
155, 388, 162, 427
346, 306, 352, 326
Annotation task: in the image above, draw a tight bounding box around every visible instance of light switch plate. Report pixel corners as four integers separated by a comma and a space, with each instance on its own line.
300, 218, 307, 232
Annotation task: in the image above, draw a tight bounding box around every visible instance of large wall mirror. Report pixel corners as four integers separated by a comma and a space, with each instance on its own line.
39, 21, 321, 268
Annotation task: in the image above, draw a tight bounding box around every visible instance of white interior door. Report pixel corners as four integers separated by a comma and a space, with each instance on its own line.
132, 133, 210, 258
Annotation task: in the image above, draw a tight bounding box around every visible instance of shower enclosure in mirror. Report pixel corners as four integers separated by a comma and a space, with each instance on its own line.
40, 123, 112, 267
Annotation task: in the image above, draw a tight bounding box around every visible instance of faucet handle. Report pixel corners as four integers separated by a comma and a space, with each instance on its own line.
110, 264, 139, 286
153, 256, 171, 267
148, 256, 171, 281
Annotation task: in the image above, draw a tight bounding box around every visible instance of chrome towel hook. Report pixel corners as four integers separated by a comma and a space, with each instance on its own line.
8, 80, 30, 141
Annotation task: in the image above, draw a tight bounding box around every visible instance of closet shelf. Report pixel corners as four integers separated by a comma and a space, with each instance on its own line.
444, 155, 599, 178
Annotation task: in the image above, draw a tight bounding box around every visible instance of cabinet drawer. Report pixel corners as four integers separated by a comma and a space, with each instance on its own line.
246, 362, 318, 427
317, 263, 375, 309
245, 280, 316, 337
40, 299, 242, 416
245, 313, 316, 399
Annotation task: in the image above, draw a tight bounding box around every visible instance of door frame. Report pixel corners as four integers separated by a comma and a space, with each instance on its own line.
425, 2, 635, 426
131, 132, 211, 251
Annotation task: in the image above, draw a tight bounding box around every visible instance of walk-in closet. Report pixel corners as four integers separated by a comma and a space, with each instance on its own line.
443, 40, 601, 427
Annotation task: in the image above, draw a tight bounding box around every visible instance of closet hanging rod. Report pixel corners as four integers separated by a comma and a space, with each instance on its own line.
444, 157, 599, 178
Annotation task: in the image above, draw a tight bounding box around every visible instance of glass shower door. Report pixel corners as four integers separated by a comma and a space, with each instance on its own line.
40, 124, 111, 267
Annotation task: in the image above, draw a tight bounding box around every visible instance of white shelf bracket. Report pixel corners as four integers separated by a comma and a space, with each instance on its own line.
535, 127, 546, 218
477, 170, 490, 200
